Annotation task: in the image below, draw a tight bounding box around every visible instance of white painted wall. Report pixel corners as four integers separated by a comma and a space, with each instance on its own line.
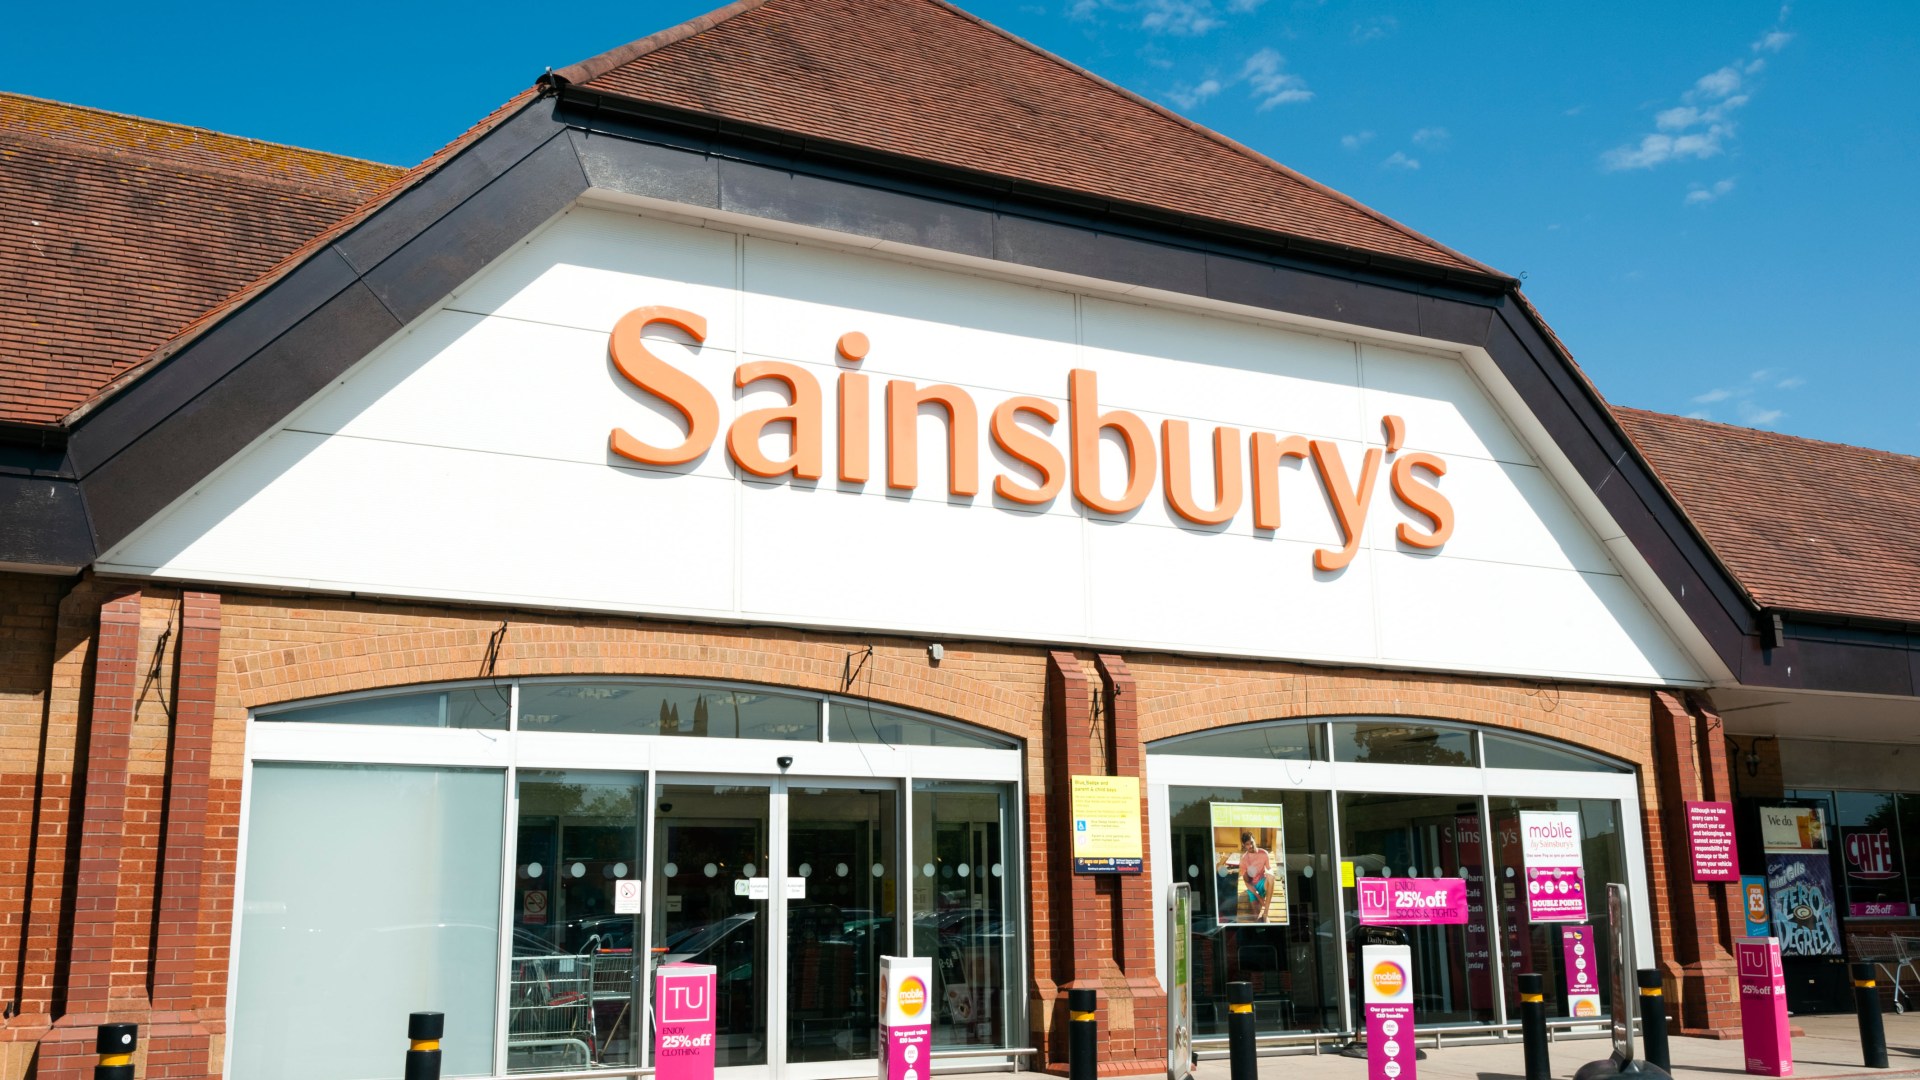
101, 206, 1702, 686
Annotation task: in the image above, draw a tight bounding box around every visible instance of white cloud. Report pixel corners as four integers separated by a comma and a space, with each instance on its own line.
1686, 370, 1802, 426
1601, 18, 1787, 173
1381, 151, 1420, 170
1139, 0, 1224, 35
1168, 78, 1223, 109
1340, 130, 1375, 150
1226, 0, 1268, 11
1411, 126, 1449, 148
1352, 15, 1398, 42
1241, 48, 1314, 108
1685, 178, 1737, 204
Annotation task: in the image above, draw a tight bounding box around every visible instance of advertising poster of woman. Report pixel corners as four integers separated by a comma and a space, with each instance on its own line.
1210, 804, 1288, 927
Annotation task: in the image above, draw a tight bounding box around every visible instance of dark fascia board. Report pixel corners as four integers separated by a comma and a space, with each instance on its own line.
41, 91, 1893, 695
0, 473, 92, 571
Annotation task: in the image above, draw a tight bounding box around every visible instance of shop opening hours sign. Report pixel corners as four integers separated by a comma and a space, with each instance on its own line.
1685, 801, 1740, 882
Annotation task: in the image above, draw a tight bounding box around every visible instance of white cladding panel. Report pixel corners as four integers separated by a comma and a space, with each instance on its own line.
103, 206, 1700, 685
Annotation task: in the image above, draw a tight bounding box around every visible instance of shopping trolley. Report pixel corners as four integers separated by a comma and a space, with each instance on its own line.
509, 948, 598, 1069
1850, 934, 1920, 1014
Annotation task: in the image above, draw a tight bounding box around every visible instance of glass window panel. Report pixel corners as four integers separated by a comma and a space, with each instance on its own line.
1154, 723, 1323, 762
262, 687, 509, 729
511, 772, 646, 1073
787, 787, 898, 1062
833, 704, 1013, 749
1340, 793, 1497, 1026
1486, 796, 1628, 1022
232, 764, 504, 1079
1332, 722, 1477, 766
1483, 733, 1625, 773
1835, 791, 1910, 917
1903, 795, 1920, 920
519, 683, 819, 740
913, 781, 1015, 1049
652, 784, 773, 1068
1169, 786, 1339, 1035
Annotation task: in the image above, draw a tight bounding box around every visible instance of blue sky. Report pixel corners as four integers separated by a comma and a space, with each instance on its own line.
8, 2, 1916, 453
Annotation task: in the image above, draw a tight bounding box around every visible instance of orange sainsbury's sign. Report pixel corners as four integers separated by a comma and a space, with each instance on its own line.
606, 305, 1455, 571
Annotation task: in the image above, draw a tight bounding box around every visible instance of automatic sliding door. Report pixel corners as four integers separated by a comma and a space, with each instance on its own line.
785, 786, 898, 1063
654, 784, 773, 1068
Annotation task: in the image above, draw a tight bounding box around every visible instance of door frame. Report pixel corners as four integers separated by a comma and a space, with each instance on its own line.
1147, 731, 1651, 1037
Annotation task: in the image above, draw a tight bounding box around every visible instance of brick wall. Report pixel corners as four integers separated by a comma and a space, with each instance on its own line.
0, 581, 1702, 1076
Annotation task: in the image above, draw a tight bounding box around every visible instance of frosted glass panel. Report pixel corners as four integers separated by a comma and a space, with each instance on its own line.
233, 764, 505, 1079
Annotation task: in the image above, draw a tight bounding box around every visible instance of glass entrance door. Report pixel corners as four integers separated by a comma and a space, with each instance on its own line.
651, 779, 907, 1078
654, 783, 775, 1069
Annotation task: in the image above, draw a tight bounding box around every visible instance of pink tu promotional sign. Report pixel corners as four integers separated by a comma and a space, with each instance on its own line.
655, 963, 718, 1080
1520, 811, 1587, 923
1356, 877, 1470, 925
1737, 939, 1793, 1077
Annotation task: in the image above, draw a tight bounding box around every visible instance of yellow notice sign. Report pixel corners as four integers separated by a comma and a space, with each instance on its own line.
1070, 775, 1143, 874
1341, 861, 1356, 887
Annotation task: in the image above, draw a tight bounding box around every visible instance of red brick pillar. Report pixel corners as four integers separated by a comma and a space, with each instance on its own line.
1028, 652, 1162, 1076
1649, 690, 1739, 1036
146, 592, 220, 1077
38, 588, 144, 1079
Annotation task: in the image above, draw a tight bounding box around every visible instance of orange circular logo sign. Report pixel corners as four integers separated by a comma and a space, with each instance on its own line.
1574, 1000, 1600, 1017
1369, 961, 1406, 997
898, 975, 927, 1017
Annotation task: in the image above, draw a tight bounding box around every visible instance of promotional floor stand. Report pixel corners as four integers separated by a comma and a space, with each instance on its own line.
1736, 939, 1793, 1077
655, 964, 718, 1080
880, 956, 933, 1080
1573, 885, 1669, 1080
1362, 945, 1416, 1080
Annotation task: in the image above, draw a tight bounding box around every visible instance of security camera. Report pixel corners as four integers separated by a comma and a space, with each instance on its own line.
777, 756, 794, 770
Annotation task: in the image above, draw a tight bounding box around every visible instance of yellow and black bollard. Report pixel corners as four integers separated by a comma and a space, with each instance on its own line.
1639, 969, 1671, 1072
1851, 963, 1889, 1069
1227, 981, 1256, 1080
1517, 974, 1550, 1080
406, 1011, 444, 1080
95, 1023, 136, 1080
1068, 988, 1097, 1080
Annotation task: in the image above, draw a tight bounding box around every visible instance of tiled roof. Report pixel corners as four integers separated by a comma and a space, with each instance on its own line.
558, 0, 1497, 281
0, 94, 404, 425
1615, 407, 1920, 625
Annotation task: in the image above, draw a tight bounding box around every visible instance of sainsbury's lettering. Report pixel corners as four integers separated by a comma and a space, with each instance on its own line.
605, 307, 1457, 565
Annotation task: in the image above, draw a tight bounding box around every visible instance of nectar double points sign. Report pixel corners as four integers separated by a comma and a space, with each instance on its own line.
880, 956, 933, 1080
655, 963, 718, 1080
1363, 944, 1416, 1080
1520, 811, 1587, 922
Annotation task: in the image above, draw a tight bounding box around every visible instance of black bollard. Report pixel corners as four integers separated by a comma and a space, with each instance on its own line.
95, 1023, 137, 1080
406, 1011, 444, 1080
1852, 963, 1889, 1069
1227, 981, 1257, 1080
1638, 969, 1671, 1072
1068, 988, 1097, 1080
1518, 973, 1551, 1080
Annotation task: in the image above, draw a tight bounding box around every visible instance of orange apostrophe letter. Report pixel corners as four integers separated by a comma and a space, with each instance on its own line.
1391, 451, 1455, 548
990, 397, 1065, 504
608, 306, 718, 466
1310, 439, 1383, 572
1162, 419, 1242, 526
727, 361, 823, 480
1068, 369, 1155, 515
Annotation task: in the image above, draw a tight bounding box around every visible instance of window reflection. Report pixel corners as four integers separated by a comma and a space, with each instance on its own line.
520, 683, 819, 740
913, 782, 1013, 1048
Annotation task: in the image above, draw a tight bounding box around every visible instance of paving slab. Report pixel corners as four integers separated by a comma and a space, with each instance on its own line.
1168, 1013, 1920, 1080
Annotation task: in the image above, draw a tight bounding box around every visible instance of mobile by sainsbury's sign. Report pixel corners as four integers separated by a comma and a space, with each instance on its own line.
604, 305, 1455, 572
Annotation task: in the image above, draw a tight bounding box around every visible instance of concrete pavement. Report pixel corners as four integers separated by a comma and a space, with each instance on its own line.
1186, 1013, 1920, 1080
